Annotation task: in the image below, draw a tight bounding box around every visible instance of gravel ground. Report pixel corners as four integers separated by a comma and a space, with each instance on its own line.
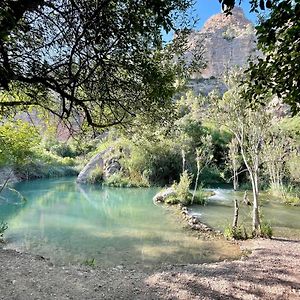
0, 238, 299, 300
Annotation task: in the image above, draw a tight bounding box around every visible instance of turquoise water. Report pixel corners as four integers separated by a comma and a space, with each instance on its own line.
191, 189, 300, 239
0, 178, 240, 268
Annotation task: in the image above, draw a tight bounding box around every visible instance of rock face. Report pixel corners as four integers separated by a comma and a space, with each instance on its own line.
189, 7, 258, 80
0, 167, 19, 186
185, 7, 259, 96
76, 147, 122, 184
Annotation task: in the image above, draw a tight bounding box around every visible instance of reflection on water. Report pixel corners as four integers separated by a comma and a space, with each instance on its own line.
191, 189, 300, 239
1, 178, 240, 268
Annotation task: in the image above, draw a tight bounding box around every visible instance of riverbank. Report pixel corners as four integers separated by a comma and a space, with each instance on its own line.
0, 238, 299, 300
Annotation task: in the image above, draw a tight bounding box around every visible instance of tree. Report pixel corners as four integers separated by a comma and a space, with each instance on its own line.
219, 0, 300, 114
0, 0, 200, 128
262, 128, 291, 194
191, 135, 213, 203
245, 0, 300, 114
0, 120, 40, 166
228, 137, 241, 191
213, 72, 271, 236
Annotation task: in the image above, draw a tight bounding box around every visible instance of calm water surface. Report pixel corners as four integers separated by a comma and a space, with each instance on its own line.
0, 178, 240, 268
191, 189, 300, 239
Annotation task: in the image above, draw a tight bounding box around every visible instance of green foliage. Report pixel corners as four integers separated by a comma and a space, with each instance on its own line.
0, 0, 199, 128
0, 221, 8, 242
83, 258, 96, 267
103, 172, 148, 188
87, 167, 103, 184
164, 195, 181, 205
193, 187, 213, 205
282, 185, 300, 206
224, 224, 249, 240
50, 142, 77, 158
260, 221, 273, 238
124, 135, 182, 186
278, 116, 300, 142
286, 152, 300, 183
0, 120, 40, 166
172, 171, 193, 206
16, 148, 78, 179
245, 0, 300, 114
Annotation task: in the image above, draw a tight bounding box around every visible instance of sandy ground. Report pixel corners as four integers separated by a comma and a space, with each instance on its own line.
0, 238, 299, 300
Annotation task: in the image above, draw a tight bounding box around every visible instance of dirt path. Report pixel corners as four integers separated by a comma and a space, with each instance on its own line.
0, 238, 299, 300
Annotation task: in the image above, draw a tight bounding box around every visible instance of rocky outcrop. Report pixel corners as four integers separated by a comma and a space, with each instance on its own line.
185, 7, 260, 96
188, 7, 258, 80
153, 187, 176, 203
0, 167, 19, 186
76, 147, 122, 184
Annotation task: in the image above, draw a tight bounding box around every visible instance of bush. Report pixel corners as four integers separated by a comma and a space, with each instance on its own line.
260, 221, 273, 238
165, 195, 180, 205
172, 171, 193, 206
224, 224, 248, 240
50, 142, 77, 158
123, 136, 182, 186
0, 121, 40, 167
281, 185, 300, 206
193, 188, 214, 205
103, 172, 132, 187
87, 167, 104, 184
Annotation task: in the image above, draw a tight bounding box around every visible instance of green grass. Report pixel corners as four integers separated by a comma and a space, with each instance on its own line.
0, 221, 8, 242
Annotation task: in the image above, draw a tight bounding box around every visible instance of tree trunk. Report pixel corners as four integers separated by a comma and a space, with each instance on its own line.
251, 171, 260, 236
192, 166, 200, 204
232, 199, 239, 228
233, 167, 238, 191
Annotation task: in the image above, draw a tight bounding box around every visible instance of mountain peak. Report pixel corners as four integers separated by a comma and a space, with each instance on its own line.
187, 7, 258, 83
201, 7, 252, 34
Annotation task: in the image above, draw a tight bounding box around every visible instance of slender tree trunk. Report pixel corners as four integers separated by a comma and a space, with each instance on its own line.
233, 167, 238, 191
251, 171, 260, 236
232, 199, 239, 228
192, 161, 200, 204
182, 149, 186, 173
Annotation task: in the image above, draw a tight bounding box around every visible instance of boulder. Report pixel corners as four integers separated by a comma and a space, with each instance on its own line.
0, 167, 19, 186
76, 147, 111, 183
104, 159, 121, 178
153, 187, 176, 203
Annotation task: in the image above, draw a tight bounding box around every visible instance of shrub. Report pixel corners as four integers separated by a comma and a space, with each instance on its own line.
125, 139, 182, 186
193, 188, 214, 205
0, 121, 40, 167
281, 185, 300, 206
172, 171, 193, 206
87, 167, 104, 184
50, 142, 77, 158
103, 172, 132, 187
224, 224, 248, 240
260, 221, 273, 238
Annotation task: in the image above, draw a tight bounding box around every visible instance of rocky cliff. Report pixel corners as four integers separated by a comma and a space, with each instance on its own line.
187, 7, 259, 94
191, 7, 257, 79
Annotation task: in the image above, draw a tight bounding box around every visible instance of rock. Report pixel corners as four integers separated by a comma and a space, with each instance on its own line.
185, 8, 260, 96
153, 187, 176, 203
104, 159, 121, 178
0, 167, 19, 186
188, 8, 259, 79
76, 148, 112, 183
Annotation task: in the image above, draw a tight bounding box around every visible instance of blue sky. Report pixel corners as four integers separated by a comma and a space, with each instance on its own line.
163, 0, 258, 42
191, 0, 258, 29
